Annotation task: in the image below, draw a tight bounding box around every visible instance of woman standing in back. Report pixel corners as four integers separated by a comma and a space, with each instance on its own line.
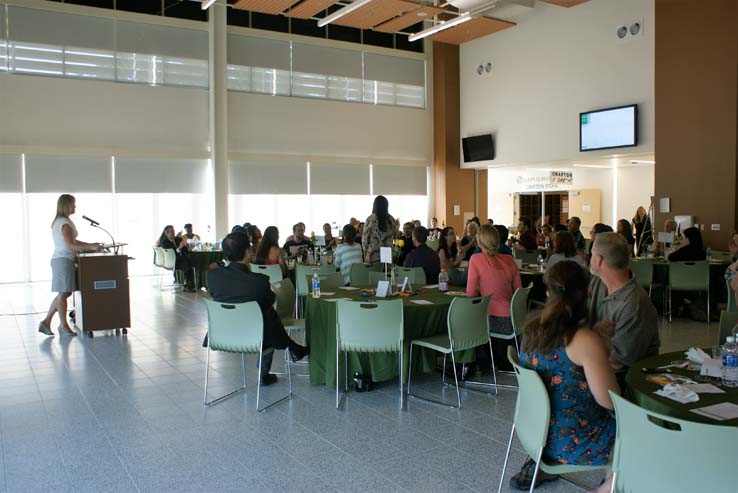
362, 195, 396, 263
39, 194, 103, 336
632, 206, 653, 256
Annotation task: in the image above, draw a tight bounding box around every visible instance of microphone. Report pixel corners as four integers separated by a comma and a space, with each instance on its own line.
82, 215, 100, 227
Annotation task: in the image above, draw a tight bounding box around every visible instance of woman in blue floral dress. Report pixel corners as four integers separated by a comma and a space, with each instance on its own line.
515, 260, 620, 491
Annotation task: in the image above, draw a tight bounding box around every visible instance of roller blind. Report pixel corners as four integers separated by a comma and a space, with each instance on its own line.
292, 43, 362, 78
228, 34, 290, 70
114, 20, 208, 59
373, 165, 427, 195
310, 163, 370, 195
229, 161, 307, 194
115, 158, 208, 193
0, 154, 22, 192
8, 6, 115, 51
25, 155, 111, 193
364, 53, 425, 86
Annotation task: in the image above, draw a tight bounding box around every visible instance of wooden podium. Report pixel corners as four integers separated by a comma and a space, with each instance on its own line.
74, 253, 131, 338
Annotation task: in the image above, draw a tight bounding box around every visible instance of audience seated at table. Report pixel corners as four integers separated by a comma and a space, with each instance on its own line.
362, 195, 396, 263
403, 226, 440, 284
283, 222, 313, 259
632, 206, 653, 256
533, 215, 550, 245
567, 216, 586, 251
589, 232, 660, 386
181, 223, 200, 243
514, 216, 538, 253
437, 226, 467, 286
253, 226, 288, 275
510, 261, 619, 492
334, 224, 363, 286
322, 223, 336, 250
206, 233, 308, 385
587, 223, 614, 264
246, 225, 262, 252
397, 222, 415, 265
466, 224, 522, 372
667, 226, 706, 262
543, 231, 586, 284
616, 219, 636, 257
494, 225, 513, 256
157, 225, 195, 292
459, 221, 479, 261
428, 217, 442, 240
537, 223, 553, 248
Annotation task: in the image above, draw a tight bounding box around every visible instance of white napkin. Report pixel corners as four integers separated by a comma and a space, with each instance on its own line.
700, 358, 723, 378
655, 384, 700, 404
684, 347, 711, 364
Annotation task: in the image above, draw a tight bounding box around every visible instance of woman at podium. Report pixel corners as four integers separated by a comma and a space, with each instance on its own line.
39, 194, 103, 337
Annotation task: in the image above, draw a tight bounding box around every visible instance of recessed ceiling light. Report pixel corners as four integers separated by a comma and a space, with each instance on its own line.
417, 12, 428, 17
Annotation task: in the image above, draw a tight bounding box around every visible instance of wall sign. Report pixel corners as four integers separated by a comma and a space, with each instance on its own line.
514, 170, 575, 192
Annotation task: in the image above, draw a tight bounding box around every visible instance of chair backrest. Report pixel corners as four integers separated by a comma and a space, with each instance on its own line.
295, 264, 337, 296
161, 248, 177, 270
271, 278, 296, 321
507, 346, 551, 460
153, 246, 164, 267
629, 259, 654, 290
609, 391, 738, 493
203, 299, 263, 353
396, 266, 426, 285
368, 271, 388, 286
710, 250, 733, 262
669, 260, 709, 292
349, 263, 380, 287
727, 279, 737, 312
426, 238, 440, 252
514, 250, 539, 266
251, 264, 283, 283
336, 299, 403, 352
447, 295, 492, 351
718, 310, 738, 344
305, 272, 345, 293
510, 283, 533, 337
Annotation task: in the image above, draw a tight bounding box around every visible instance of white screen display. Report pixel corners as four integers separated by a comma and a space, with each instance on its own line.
580, 105, 636, 151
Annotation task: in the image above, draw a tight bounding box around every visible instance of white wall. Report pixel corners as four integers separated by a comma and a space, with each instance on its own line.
615, 164, 654, 223
461, 0, 654, 167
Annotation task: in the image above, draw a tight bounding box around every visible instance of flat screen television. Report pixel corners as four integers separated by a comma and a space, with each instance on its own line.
580, 104, 638, 152
462, 134, 495, 162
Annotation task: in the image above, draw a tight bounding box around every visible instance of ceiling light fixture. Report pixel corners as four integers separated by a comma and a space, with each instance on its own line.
318, 0, 376, 28
630, 160, 655, 164
409, 12, 472, 42
201, 0, 217, 10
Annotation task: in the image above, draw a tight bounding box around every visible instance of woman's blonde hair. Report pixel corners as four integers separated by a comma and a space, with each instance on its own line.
476, 224, 499, 256
52, 194, 75, 227
632, 206, 647, 223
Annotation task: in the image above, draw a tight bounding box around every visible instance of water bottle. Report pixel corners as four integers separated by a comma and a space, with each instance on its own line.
647, 243, 654, 258
706, 248, 712, 262
438, 269, 449, 292
721, 336, 738, 387
307, 250, 314, 265
537, 254, 544, 272
312, 272, 321, 299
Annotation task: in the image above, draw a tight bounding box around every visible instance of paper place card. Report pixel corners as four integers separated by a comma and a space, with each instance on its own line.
684, 384, 726, 394
423, 284, 439, 289
325, 297, 353, 302
338, 286, 360, 290
380, 246, 393, 264
410, 299, 433, 305
319, 292, 335, 296
690, 402, 738, 421
700, 359, 723, 378
376, 280, 390, 298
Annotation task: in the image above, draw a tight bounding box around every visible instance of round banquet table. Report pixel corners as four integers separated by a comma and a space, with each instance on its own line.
626, 350, 738, 426
305, 287, 475, 388
186, 250, 224, 289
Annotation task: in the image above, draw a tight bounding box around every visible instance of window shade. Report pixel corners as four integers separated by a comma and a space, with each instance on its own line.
115, 158, 208, 193
310, 163, 370, 195
373, 165, 427, 195
227, 34, 290, 70
114, 20, 208, 60
363, 53, 425, 86
8, 6, 115, 51
25, 155, 111, 193
229, 161, 307, 194
0, 154, 22, 192
292, 43, 362, 79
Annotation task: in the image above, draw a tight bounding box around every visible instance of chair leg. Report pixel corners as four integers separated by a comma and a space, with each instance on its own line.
497, 424, 516, 493
529, 448, 544, 493
256, 350, 262, 411
335, 345, 340, 409
406, 343, 414, 395
609, 471, 617, 493
441, 353, 446, 385
203, 345, 210, 404
204, 349, 247, 406
241, 353, 246, 387
450, 349, 461, 409
399, 344, 404, 408
464, 339, 512, 392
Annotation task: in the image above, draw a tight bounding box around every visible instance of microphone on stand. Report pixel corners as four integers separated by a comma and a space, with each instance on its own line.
82, 215, 117, 254
82, 215, 100, 227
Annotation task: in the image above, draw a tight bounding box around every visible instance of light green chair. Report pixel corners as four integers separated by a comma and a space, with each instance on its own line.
203, 300, 292, 412
159, 247, 184, 290
295, 264, 338, 316
718, 310, 738, 344
498, 346, 610, 493
515, 250, 539, 266
426, 238, 440, 252
710, 250, 734, 262
252, 264, 283, 283
406, 295, 492, 408
271, 278, 308, 376
726, 279, 737, 312
349, 262, 380, 287
335, 299, 404, 409
609, 391, 738, 493
305, 272, 345, 295
368, 271, 389, 286
668, 260, 710, 323
396, 266, 426, 285
630, 259, 654, 293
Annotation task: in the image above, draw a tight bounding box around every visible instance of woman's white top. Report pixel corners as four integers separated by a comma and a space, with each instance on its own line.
52, 217, 77, 260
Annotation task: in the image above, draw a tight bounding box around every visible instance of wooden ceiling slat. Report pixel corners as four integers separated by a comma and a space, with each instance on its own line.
428, 16, 515, 45
539, 0, 590, 7
333, 0, 417, 30
233, 0, 301, 15
286, 0, 336, 19
374, 5, 444, 33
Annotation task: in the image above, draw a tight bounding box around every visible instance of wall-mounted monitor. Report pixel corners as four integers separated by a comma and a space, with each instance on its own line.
462, 134, 495, 162
580, 104, 638, 152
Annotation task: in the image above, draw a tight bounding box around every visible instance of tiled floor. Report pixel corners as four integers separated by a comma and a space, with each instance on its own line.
0, 278, 717, 492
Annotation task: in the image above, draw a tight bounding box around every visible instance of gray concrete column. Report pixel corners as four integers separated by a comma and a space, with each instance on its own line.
209, 0, 229, 241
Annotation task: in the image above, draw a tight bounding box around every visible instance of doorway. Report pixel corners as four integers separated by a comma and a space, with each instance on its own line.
544, 192, 569, 226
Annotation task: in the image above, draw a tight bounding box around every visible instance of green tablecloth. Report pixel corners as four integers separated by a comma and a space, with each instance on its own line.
626, 350, 738, 426
306, 287, 474, 387
187, 251, 224, 289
